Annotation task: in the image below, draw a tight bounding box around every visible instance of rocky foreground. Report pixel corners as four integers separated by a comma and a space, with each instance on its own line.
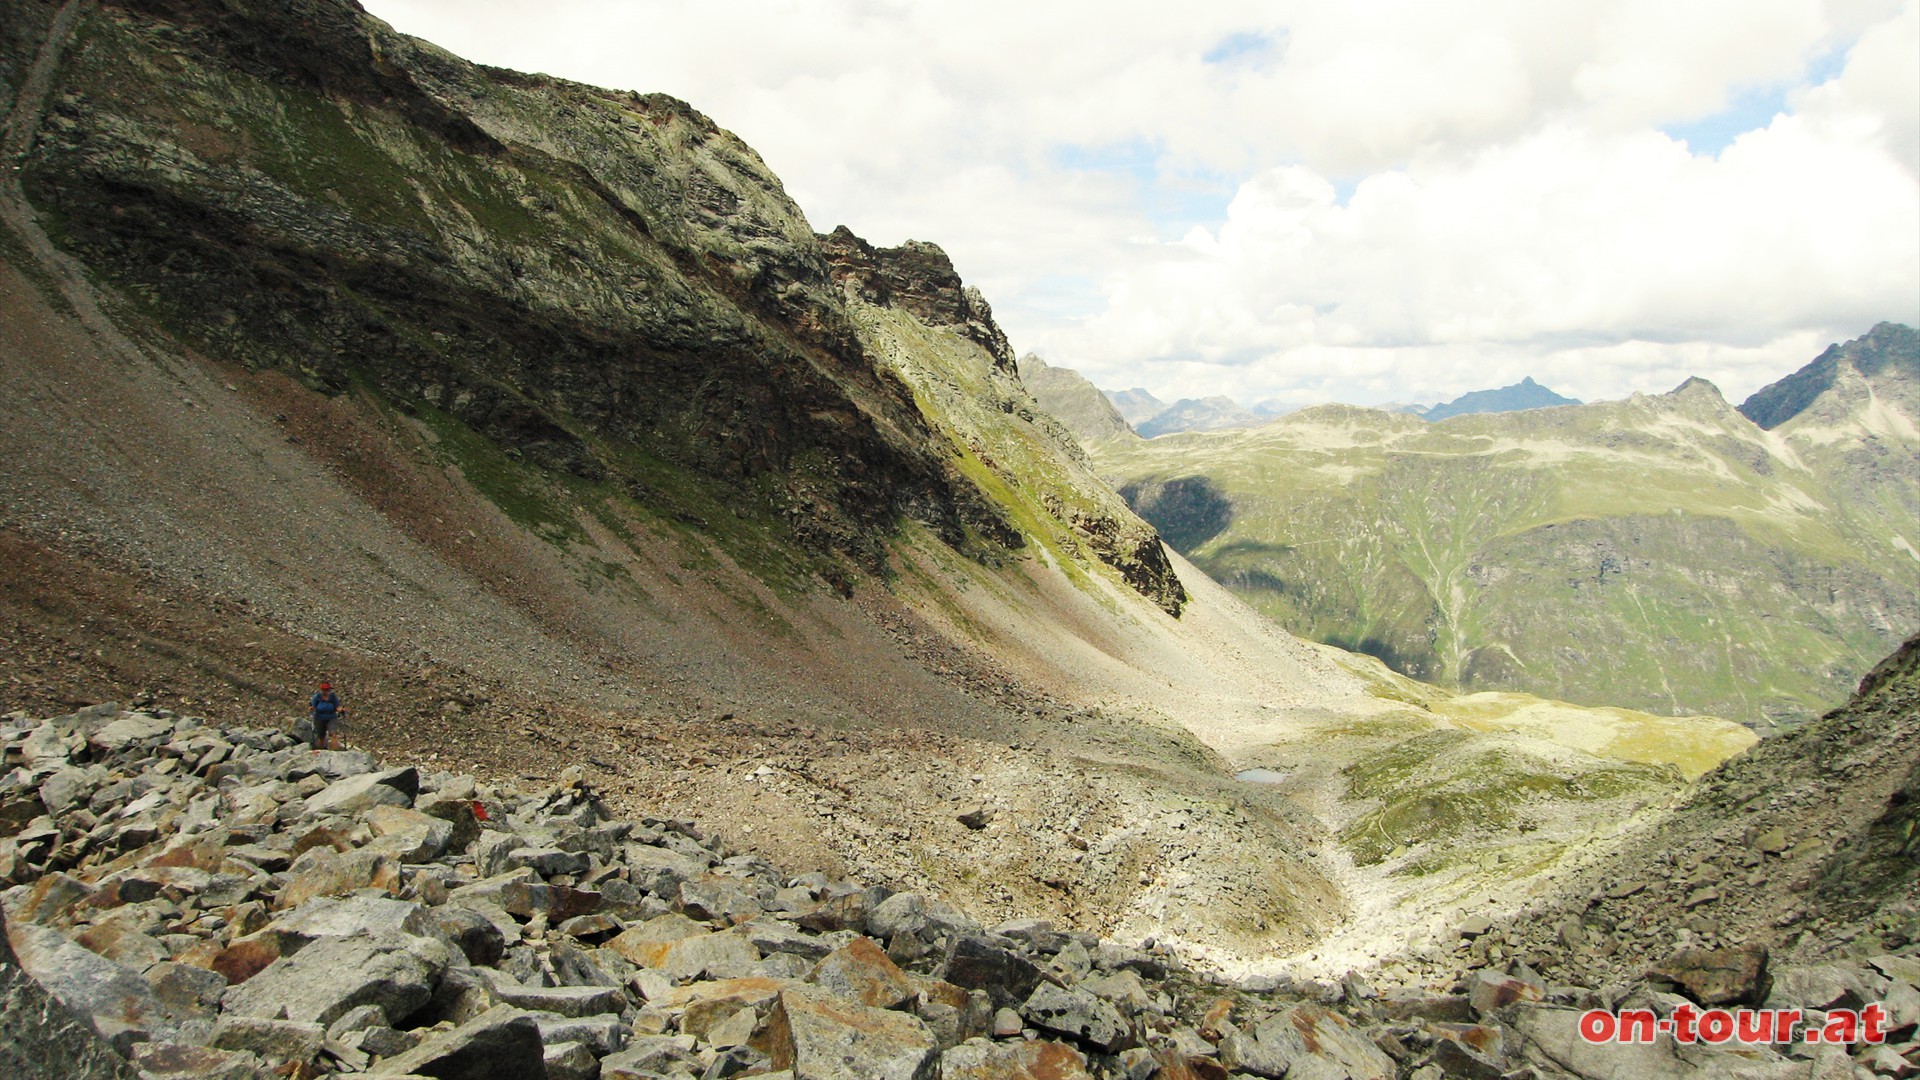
4, 704, 1919, 1079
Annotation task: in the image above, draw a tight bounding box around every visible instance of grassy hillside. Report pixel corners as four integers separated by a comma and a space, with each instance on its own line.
1092, 337, 1920, 727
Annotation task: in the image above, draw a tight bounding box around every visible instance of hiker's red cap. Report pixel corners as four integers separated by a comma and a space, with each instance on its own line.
319, 682, 332, 690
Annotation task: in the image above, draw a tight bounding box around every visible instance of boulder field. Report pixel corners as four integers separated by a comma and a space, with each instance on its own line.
3, 703, 1918, 1078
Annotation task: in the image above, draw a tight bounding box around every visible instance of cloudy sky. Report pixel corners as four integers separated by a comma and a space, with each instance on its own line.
364, 0, 1919, 409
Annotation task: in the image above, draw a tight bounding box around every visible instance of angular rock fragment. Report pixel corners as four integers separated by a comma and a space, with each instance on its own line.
764, 985, 938, 1079
940, 1037, 1096, 1079
368, 1004, 545, 1078
1021, 982, 1133, 1052
1220, 1005, 1395, 1080
6, 919, 180, 1052
276, 848, 403, 910
599, 1033, 699, 1078
1466, 967, 1547, 1015
364, 805, 456, 863
222, 930, 451, 1028
128, 1041, 267, 1080
808, 935, 917, 1010
943, 935, 1044, 1011
0, 908, 146, 1080
1649, 942, 1772, 1007
209, 1014, 326, 1065
485, 977, 629, 1018
303, 767, 420, 816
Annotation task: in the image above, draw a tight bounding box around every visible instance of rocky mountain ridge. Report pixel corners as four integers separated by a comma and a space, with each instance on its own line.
1105, 388, 1170, 428
1017, 356, 1134, 447
1741, 323, 1919, 431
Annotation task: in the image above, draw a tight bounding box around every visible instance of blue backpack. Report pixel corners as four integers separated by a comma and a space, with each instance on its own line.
312, 691, 339, 719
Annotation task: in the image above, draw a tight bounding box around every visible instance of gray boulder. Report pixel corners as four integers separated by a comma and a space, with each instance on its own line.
5, 918, 179, 1053
303, 768, 420, 816
368, 1004, 547, 1079
209, 1014, 326, 1065
271, 895, 428, 942
765, 985, 937, 1080
0, 909, 144, 1079
363, 806, 456, 863
1221, 1004, 1395, 1080
1020, 982, 1132, 1053
90, 713, 174, 753
222, 930, 451, 1029
943, 935, 1044, 1011
483, 976, 628, 1018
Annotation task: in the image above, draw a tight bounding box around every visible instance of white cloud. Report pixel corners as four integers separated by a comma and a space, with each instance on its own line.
362, 0, 1920, 407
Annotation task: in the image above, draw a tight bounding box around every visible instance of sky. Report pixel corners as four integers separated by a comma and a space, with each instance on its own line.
362, 0, 1920, 409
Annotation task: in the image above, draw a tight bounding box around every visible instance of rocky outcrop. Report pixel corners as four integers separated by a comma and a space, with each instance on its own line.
817, 222, 1187, 614
818, 226, 1016, 373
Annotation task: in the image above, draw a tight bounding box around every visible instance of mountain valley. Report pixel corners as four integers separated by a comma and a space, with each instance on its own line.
0, 2, 1916, 1078
1041, 326, 1920, 729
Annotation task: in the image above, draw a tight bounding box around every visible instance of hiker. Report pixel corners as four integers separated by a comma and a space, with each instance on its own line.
309, 681, 342, 750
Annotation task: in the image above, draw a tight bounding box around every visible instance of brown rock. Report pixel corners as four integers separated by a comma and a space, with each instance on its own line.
606, 913, 707, 968
13, 872, 96, 926
290, 827, 350, 859
74, 922, 170, 973
128, 1042, 264, 1080
1650, 942, 1772, 1007
940, 1038, 1095, 1079
656, 976, 797, 1012
1198, 996, 1235, 1041
1467, 968, 1546, 1015
763, 985, 938, 1079
1153, 1048, 1231, 1080
809, 935, 918, 1010
276, 849, 402, 911
683, 983, 785, 1040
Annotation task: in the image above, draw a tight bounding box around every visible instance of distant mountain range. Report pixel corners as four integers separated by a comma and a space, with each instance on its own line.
1420, 376, 1581, 421
1037, 324, 1920, 728
1073, 374, 1581, 438
1136, 395, 1263, 437
1104, 386, 1169, 426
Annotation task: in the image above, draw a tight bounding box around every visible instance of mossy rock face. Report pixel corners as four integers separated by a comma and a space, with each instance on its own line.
8, 0, 965, 578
